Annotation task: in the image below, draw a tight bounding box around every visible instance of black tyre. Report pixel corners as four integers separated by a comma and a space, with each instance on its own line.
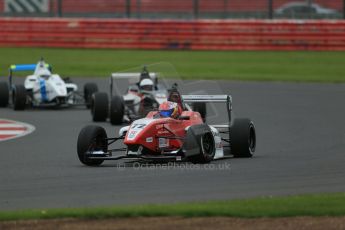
192, 102, 206, 121
230, 118, 256, 158
91, 92, 108, 122
84, 82, 98, 109
12, 84, 27, 110
77, 125, 107, 166
110, 95, 124, 125
0, 82, 9, 107
184, 124, 215, 164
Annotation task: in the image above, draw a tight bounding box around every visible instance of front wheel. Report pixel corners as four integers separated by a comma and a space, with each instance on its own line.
91, 92, 108, 122
185, 124, 215, 164
84, 82, 98, 109
230, 118, 256, 158
77, 125, 107, 166
12, 84, 27, 110
0, 82, 9, 107
110, 95, 124, 125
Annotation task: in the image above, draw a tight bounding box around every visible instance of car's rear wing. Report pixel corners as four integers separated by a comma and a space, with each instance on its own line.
8, 63, 51, 87
182, 95, 231, 103
110, 72, 159, 97
182, 94, 232, 125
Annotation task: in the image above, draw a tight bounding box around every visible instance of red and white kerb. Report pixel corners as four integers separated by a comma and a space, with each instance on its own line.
0, 119, 35, 142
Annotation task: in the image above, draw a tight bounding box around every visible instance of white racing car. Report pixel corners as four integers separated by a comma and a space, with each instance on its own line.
91, 65, 207, 125
0, 59, 98, 110
91, 66, 169, 125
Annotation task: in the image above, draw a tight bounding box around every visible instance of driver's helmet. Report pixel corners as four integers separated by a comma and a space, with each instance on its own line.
37, 69, 51, 79
168, 90, 182, 105
159, 101, 181, 118
139, 78, 154, 91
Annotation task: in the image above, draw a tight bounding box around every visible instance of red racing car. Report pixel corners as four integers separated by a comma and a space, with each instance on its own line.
77, 95, 256, 165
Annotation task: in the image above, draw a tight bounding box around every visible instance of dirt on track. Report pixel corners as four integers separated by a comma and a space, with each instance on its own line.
1, 216, 345, 230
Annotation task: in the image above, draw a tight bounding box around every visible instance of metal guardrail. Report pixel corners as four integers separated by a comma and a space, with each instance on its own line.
0, 0, 344, 20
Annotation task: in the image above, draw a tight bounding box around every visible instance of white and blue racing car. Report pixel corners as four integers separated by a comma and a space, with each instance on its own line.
0, 59, 98, 110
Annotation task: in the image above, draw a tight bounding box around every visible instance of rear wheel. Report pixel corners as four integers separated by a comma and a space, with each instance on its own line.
0, 82, 9, 107
110, 95, 124, 125
84, 83, 98, 109
230, 118, 256, 158
12, 84, 26, 110
77, 125, 107, 166
192, 102, 206, 121
91, 92, 108, 122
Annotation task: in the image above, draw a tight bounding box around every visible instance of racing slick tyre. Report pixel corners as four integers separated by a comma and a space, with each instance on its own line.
110, 95, 124, 125
77, 125, 107, 166
0, 82, 9, 107
12, 84, 27, 111
230, 118, 256, 158
192, 102, 206, 121
91, 92, 108, 122
84, 83, 98, 109
184, 124, 215, 164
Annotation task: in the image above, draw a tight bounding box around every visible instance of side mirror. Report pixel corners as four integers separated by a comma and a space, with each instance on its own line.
179, 116, 190, 120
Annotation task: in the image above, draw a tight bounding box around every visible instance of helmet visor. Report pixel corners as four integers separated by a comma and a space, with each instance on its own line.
160, 109, 173, 117
141, 85, 153, 91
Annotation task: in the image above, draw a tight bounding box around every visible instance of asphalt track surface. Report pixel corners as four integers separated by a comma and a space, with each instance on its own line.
0, 78, 344, 211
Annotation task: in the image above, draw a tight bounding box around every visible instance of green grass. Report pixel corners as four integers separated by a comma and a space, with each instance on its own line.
0, 47, 345, 82
1, 193, 345, 221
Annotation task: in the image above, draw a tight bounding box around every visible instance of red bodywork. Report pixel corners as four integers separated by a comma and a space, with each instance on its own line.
124, 111, 203, 154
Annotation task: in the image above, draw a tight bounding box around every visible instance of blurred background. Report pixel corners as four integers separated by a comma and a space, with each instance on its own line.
0, 0, 344, 19
0, 0, 344, 74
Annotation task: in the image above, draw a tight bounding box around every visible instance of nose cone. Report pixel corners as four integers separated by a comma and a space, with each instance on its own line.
46, 76, 67, 96
124, 118, 157, 144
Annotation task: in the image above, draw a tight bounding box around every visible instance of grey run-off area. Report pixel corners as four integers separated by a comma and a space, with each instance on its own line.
0, 78, 344, 210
